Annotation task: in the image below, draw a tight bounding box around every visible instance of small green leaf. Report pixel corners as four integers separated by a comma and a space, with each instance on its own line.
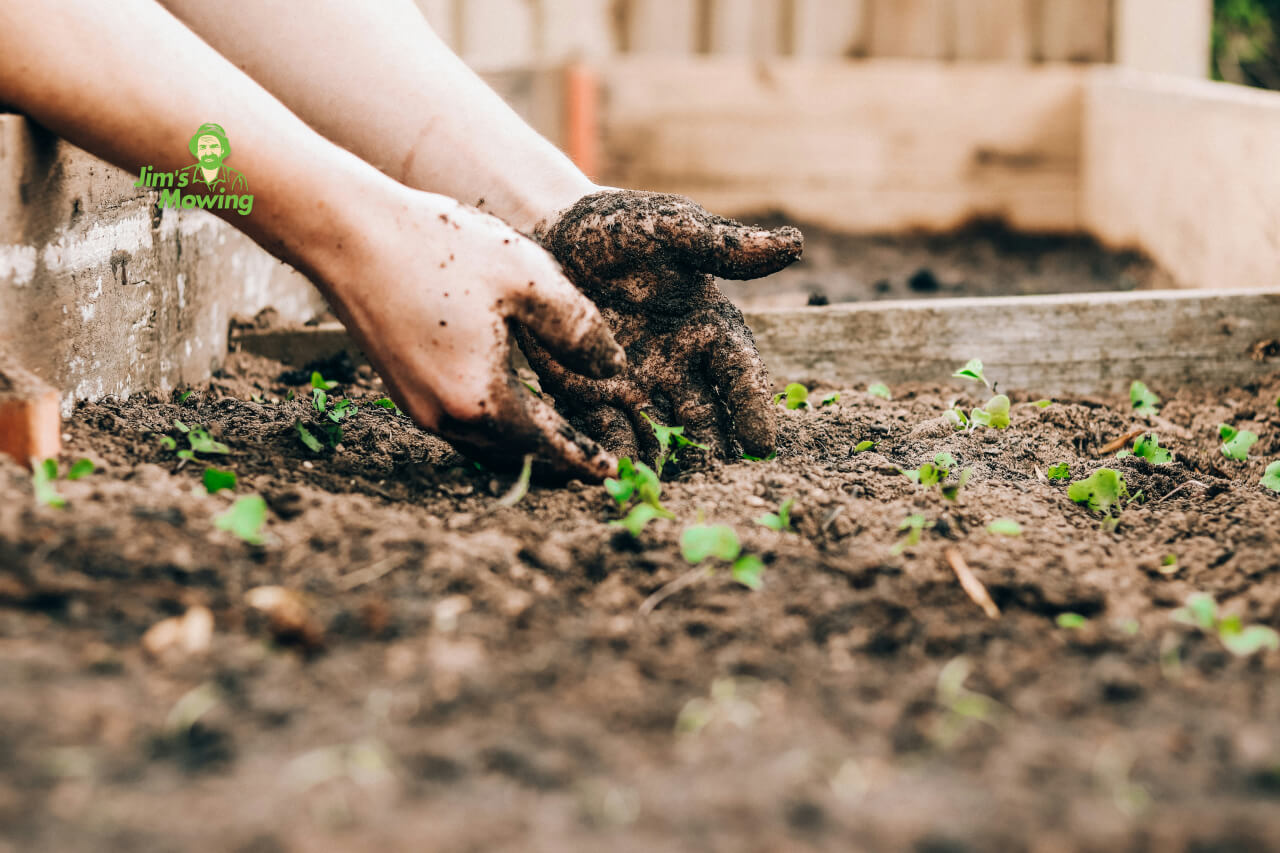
987, 518, 1022, 537
1218, 423, 1238, 441
158, 435, 178, 451
1221, 427, 1258, 461
933, 452, 956, 473
202, 467, 237, 494
940, 468, 974, 502
1172, 592, 1217, 631
1130, 381, 1160, 417
310, 371, 338, 391
66, 458, 95, 480
1220, 624, 1280, 656
854, 440, 874, 453
742, 451, 778, 462
891, 514, 929, 555
867, 383, 891, 400
819, 392, 840, 407
372, 397, 399, 411
1067, 468, 1130, 516
186, 427, 230, 455
178, 390, 193, 403
610, 502, 665, 537
1047, 462, 1070, 480
296, 421, 323, 453
312, 388, 328, 413
214, 495, 267, 545
328, 398, 356, 423
521, 380, 541, 397
1132, 433, 1172, 465
953, 359, 989, 388
730, 555, 765, 590
971, 395, 1011, 429
1033, 399, 1053, 408
32, 459, 65, 508
176, 449, 196, 461
778, 382, 809, 410
944, 407, 969, 431
755, 498, 794, 533
173, 420, 190, 433
1261, 461, 1280, 492
1057, 613, 1088, 629
681, 524, 741, 565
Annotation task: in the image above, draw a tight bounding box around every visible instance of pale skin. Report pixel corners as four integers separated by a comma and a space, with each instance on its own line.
0, 0, 801, 480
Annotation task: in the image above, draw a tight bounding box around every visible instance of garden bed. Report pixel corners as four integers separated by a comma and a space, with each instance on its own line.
3, 348, 1280, 851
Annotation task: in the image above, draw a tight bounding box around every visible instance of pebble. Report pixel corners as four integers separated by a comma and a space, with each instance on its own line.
142, 605, 214, 660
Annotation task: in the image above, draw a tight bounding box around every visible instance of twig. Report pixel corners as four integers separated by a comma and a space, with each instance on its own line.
1098, 427, 1146, 456
638, 567, 708, 616
1156, 479, 1207, 504
944, 549, 1000, 620
335, 556, 399, 591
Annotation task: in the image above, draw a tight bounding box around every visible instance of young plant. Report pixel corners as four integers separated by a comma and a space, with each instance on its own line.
952, 359, 990, 389
987, 518, 1022, 537
867, 383, 892, 400
680, 524, 765, 590
854, 440, 875, 454
901, 453, 973, 500
773, 382, 810, 410
642, 412, 707, 475
1032, 399, 1053, 409
1130, 381, 1160, 417
933, 657, 1002, 749
755, 498, 795, 532
310, 371, 338, 391
1056, 613, 1088, 629
32, 457, 98, 507
296, 420, 342, 452
372, 397, 402, 415
891, 514, 933, 555
1262, 461, 1280, 492
1219, 423, 1258, 461
1047, 462, 1071, 480
202, 468, 237, 494
605, 458, 673, 537
1117, 433, 1172, 464
741, 451, 778, 462
214, 495, 268, 545
970, 395, 1011, 429
1171, 592, 1280, 656
1067, 468, 1137, 528
944, 407, 969, 431
819, 392, 840, 407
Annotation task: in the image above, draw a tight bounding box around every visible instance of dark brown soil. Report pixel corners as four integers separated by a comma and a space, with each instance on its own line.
4, 351, 1280, 852
722, 218, 1178, 310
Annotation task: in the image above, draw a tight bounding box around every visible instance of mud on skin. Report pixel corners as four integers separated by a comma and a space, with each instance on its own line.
520, 190, 803, 464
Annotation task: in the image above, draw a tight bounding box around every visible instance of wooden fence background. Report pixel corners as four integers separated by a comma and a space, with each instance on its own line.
416, 0, 1210, 76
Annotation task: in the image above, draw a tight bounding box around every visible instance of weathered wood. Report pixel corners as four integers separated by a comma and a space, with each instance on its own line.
790, 0, 868, 58
620, 0, 698, 54
954, 0, 1032, 61
596, 58, 1084, 233
1082, 68, 1280, 292
1037, 0, 1111, 62
1114, 0, 1211, 78
707, 0, 787, 57
538, 0, 618, 60
869, 0, 951, 59
231, 291, 1280, 396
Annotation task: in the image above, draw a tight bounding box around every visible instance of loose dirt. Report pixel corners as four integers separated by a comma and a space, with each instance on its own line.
3, 350, 1280, 852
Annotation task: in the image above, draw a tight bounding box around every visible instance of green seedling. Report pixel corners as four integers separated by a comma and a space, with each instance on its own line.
372, 397, 402, 415
186, 427, 230, 455
933, 657, 1002, 749
312, 387, 328, 413
953, 358, 990, 389
174, 419, 189, 433
1130, 381, 1160, 417
902, 452, 955, 486
680, 524, 765, 590
755, 498, 795, 532
940, 468, 975, 502
944, 407, 969, 431
296, 420, 342, 452
1067, 468, 1131, 517
521, 380, 540, 397
1171, 592, 1280, 656
1219, 423, 1258, 461
178, 390, 194, 403
214, 495, 268, 545
819, 392, 840, 407
741, 451, 778, 462
1057, 613, 1088, 629
610, 502, 666, 537
642, 412, 708, 475
867, 383, 892, 400
310, 371, 338, 391
604, 458, 672, 535
1159, 554, 1179, 575
158, 435, 178, 451
32, 459, 66, 508
1117, 433, 1171, 465
891, 514, 932, 555
970, 395, 1011, 429
496, 454, 533, 508
202, 468, 237, 494
773, 382, 810, 410
66, 458, 94, 480
1262, 461, 1280, 492
987, 518, 1022, 537
327, 398, 357, 424
1047, 462, 1071, 480
1032, 399, 1053, 408
854, 440, 875, 453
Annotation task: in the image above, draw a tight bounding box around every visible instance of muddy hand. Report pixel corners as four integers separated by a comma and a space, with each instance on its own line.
517, 190, 803, 463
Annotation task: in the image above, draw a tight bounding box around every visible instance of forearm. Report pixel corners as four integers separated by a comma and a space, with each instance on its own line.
157, 0, 596, 231
0, 0, 400, 286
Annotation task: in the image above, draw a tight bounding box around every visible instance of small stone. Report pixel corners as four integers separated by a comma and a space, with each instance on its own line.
245, 586, 323, 649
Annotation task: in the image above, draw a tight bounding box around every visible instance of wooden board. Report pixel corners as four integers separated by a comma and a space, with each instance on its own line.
953, 0, 1032, 61
231, 291, 1280, 396
1038, 0, 1111, 62
596, 58, 1085, 233
620, 0, 698, 54
790, 0, 868, 58
707, 0, 787, 57
869, 0, 951, 59
1082, 68, 1280, 293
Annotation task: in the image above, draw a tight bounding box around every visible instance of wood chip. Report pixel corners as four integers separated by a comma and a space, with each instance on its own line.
1098, 427, 1146, 456
944, 549, 1000, 620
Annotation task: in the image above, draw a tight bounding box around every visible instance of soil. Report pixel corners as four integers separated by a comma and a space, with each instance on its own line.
720, 218, 1179, 310
4, 350, 1280, 852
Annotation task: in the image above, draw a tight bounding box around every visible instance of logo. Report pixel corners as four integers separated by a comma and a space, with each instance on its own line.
135, 123, 253, 215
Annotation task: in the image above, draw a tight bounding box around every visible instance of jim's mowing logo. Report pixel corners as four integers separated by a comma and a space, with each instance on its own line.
134, 123, 253, 215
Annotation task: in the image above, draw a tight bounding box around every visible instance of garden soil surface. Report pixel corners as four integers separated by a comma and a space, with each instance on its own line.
3, 351, 1280, 852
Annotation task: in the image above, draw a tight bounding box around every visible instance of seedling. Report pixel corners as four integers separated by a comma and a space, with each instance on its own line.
296, 420, 342, 452
741, 451, 777, 462
32, 459, 66, 508
819, 392, 840, 407
1047, 462, 1070, 480
202, 468, 237, 494
854, 440, 875, 453
1032, 399, 1053, 408
214, 495, 268, 545
970, 395, 1011, 429
680, 524, 765, 590
933, 657, 1002, 748
1262, 461, 1280, 492
1117, 433, 1171, 465
310, 371, 338, 391
1056, 613, 1088, 629
496, 454, 533, 508
1067, 468, 1131, 518
611, 502, 666, 537
67, 459, 94, 480
1219, 423, 1258, 461
940, 468, 974, 502
1171, 592, 1280, 656
773, 382, 810, 410
867, 383, 892, 400
372, 397, 402, 415
327, 398, 357, 424
891, 514, 932, 555
755, 498, 795, 532
953, 359, 990, 389
944, 407, 969, 431
901, 453, 973, 500
987, 519, 1022, 537
1159, 554, 1179, 575
312, 387, 328, 413
1130, 381, 1160, 417
605, 457, 665, 511
642, 412, 708, 475
186, 427, 230, 455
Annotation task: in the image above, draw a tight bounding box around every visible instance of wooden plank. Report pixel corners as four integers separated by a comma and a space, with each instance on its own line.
869, 0, 951, 59
596, 58, 1085, 233
232, 290, 1280, 396
1114, 0, 1211, 78
538, 0, 618, 60
790, 0, 868, 58
954, 0, 1032, 61
621, 0, 698, 54
1082, 67, 1280, 292
1038, 0, 1110, 63
707, 0, 787, 57
456, 0, 537, 69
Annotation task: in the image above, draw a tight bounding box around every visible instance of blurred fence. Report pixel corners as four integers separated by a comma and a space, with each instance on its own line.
416, 0, 1209, 75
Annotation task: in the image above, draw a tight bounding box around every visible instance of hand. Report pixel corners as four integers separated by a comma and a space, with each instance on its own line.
517, 190, 803, 464
318, 190, 626, 480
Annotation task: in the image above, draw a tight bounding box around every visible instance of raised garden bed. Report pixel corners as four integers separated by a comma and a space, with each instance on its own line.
3, 345, 1280, 850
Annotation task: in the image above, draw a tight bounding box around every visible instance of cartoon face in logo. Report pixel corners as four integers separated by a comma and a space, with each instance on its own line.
183, 122, 249, 193
189, 123, 231, 169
